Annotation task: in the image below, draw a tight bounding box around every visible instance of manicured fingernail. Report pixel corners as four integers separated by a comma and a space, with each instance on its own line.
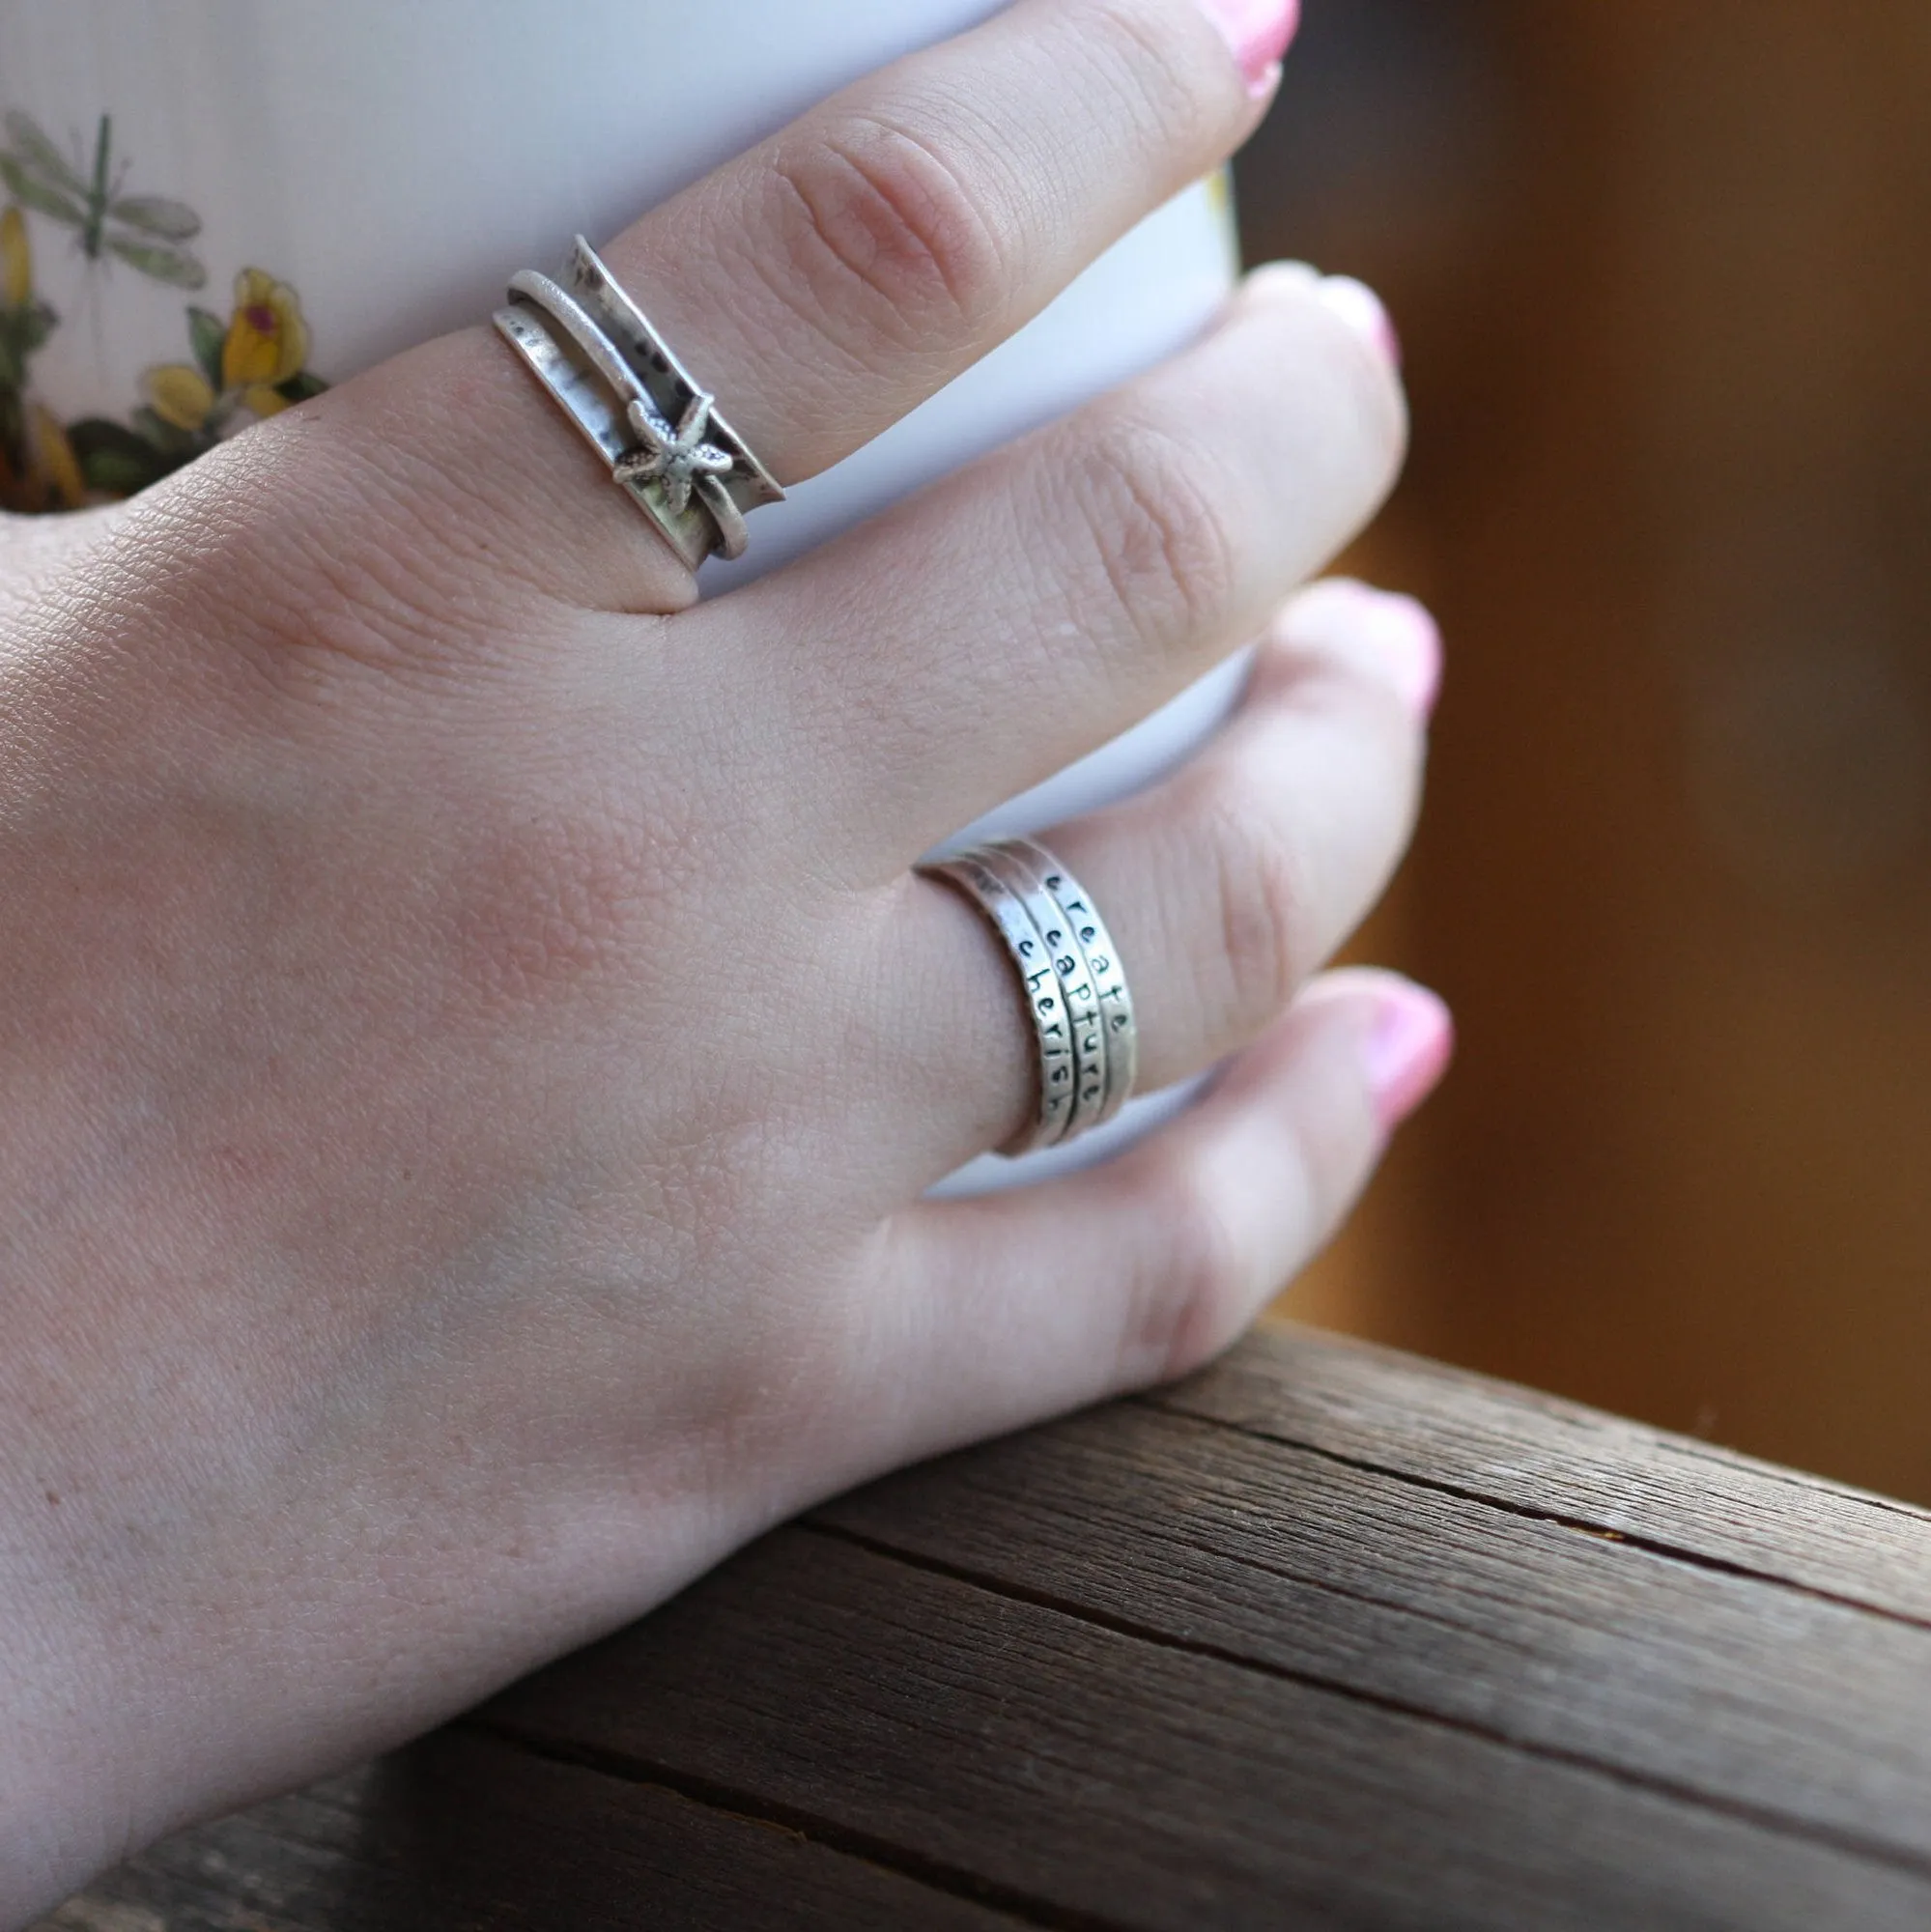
1244, 260, 1322, 303
1280, 581, 1442, 719
1354, 589, 1442, 719
1317, 274, 1402, 369
1362, 983, 1454, 1132
1196, 0, 1302, 96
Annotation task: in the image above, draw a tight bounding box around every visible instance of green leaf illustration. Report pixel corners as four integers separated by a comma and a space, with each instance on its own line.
128, 406, 202, 458
67, 416, 180, 496
186, 306, 226, 389
274, 370, 327, 404
19, 299, 55, 354
0, 300, 57, 375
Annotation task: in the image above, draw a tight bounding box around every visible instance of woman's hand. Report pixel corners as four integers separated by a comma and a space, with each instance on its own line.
0, 0, 1444, 1915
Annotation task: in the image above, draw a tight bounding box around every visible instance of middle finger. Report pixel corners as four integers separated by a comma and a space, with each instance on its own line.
698, 262, 1406, 871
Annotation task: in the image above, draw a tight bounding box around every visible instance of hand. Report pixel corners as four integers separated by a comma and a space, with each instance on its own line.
0, 0, 1445, 1915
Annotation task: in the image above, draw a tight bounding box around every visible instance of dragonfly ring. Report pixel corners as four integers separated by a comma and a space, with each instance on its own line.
495, 235, 784, 569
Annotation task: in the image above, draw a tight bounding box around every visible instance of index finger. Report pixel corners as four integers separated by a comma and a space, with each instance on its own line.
601, 0, 1283, 482
322, 0, 1291, 612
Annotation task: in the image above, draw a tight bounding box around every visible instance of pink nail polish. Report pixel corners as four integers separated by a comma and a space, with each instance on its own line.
1196, 0, 1302, 96
1360, 591, 1443, 719
1315, 274, 1403, 370
1361, 984, 1454, 1132
1278, 581, 1442, 719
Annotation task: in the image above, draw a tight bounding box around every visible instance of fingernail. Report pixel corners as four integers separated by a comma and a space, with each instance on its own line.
1196, 0, 1302, 96
1279, 580, 1442, 719
1361, 983, 1454, 1132
1244, 259, 1323, 304
1354, 589, 1443, 719
1316, 273, 1402, 369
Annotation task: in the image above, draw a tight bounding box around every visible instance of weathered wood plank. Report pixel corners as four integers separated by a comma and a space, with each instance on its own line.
810, 1395, 1931, 1863
483, 1526, 1931, 1932
1157, 1326, 1931, 1620
43, 1329, 1931, 1932
34, 1731, 1025, 1932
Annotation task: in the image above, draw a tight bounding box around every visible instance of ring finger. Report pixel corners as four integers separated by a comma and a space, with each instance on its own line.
873, 578, 1438, 1178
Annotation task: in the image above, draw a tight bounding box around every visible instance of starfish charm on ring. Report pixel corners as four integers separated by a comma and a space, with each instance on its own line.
613, 390, 737, 518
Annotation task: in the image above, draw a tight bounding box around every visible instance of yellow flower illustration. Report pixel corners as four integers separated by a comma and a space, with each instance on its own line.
0, 120, 327, 508
220, 268, 308, 406
1, 205, 30, 308
142, 268, 316, 438
26, 403, 84, 509
143, 362, 216, 433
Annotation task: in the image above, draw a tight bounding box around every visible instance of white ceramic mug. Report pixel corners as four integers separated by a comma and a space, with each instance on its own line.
0, 0, 1247, 1190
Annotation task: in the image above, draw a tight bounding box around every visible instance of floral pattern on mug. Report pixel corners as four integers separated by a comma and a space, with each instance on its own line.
0, 108, 327, 512
0, 203, 77, 511
134, 269, 325, 440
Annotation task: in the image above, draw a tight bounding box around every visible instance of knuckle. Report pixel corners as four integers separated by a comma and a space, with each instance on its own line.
1128, 1150, 1256, 1381
1184, 769, 1315, 1031
763, 115, 1008, 352
1065, 412, 1240, 655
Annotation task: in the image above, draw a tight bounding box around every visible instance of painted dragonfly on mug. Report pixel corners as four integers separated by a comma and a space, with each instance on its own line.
0, 110, 206, 290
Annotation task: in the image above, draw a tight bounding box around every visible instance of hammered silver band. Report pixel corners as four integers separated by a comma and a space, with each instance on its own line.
495, 235, 783, 568
924, 839, 1139, 1156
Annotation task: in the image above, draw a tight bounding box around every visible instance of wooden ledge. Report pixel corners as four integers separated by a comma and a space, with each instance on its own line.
42, 1326, 1931, 1931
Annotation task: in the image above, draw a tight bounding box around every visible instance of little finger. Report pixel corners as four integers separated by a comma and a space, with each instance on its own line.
856, 970, 1452, 1466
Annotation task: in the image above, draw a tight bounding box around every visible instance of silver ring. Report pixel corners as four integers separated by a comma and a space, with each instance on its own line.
978, 844, 1109, 1142
923, 839, 1139, 1155
495, 235, 784, 569
928, 851, 1079, 1153
999, 836, 1138, 1125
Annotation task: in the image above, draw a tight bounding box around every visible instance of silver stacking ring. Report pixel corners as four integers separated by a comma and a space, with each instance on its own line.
924, 839, 1139, 1156
495, 235, 784, 569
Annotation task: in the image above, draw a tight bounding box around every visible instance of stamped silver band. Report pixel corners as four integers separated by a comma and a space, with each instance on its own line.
495, 235, 783, 569
926, 852, 1080, 1154
979, 844, 1110, 1142
924, 838, 1139, 1156
1000, 836, 1138, 1126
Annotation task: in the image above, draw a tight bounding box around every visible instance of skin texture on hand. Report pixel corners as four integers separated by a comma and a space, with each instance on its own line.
0, 1, 1445, 1918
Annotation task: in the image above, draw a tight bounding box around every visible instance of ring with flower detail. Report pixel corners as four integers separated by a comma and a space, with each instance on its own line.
495, 236, 784, 568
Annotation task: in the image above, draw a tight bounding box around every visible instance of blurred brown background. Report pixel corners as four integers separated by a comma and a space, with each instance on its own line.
1241, 0, 1931, 1504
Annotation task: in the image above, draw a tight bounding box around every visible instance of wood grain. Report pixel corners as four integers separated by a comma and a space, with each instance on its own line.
814, 1393, 1931, 1861
1155, 1326, 1931, 1619
41, 1732, 1023, 1932
39, 1329, 1931, 1931
485, 1526, 1931, 1931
